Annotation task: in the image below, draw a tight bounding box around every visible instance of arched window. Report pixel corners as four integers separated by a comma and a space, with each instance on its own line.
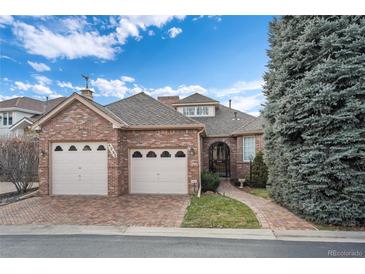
146, 151, 157, 158
54, 145, 63, 151
132, 151, 143, 158
68, 145, 77, 151
161, 151, 171, 158
175, 151, 186, 158
97, 145, 106, 151
83, 145, 92, 151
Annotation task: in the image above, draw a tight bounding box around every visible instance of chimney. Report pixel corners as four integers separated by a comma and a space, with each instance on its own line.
80, 88, 93, 100
233, 111, 240, 121
158, 96, 180, 106
229, 99, 232, 109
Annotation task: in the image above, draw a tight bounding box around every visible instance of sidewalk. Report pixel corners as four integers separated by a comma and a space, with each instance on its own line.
1, 225, 364, 243
218, 180, 316, 230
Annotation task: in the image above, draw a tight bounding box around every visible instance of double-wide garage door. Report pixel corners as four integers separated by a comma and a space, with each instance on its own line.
130, 149, 188, 194
52, 142, 108, 195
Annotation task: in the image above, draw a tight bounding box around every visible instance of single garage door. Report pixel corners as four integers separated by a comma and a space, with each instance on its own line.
52, 142, 108, 195
130, 148, 188, 194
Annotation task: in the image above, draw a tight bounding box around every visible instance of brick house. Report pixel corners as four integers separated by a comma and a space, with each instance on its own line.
31, 89, 263, 196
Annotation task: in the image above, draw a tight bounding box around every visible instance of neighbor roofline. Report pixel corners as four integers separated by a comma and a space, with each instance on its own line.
0, 107, 42, 114
9, 117, 34, 131
31, 93, 128, 130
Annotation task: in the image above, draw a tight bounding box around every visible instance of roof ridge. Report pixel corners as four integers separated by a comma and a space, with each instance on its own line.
104, 92, 147, 107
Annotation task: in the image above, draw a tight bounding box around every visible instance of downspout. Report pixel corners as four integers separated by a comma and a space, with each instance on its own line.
197, 128, 205, 198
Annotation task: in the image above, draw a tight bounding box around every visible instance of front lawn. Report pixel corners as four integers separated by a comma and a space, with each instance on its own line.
182, 194, 260, 229
315, 224, 365, 231
249, 188, 270, 199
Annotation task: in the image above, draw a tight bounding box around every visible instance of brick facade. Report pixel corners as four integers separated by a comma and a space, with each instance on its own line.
236, 134, 264, 179
38, 101, 121, 196
121, 129, 200, 194
202, 134, 264, 179
37, 100, 200, 196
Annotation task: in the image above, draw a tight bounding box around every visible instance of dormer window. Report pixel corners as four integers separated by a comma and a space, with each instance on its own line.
182, 106, 210, 117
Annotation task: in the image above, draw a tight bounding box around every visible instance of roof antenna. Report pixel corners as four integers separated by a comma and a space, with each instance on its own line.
81, 74, 90, 89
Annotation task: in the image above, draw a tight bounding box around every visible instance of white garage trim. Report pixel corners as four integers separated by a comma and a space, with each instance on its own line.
129, 148, 188, 194
51, 142, 108, 195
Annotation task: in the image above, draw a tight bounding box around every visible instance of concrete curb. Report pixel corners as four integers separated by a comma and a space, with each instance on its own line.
0, 225, 364, 243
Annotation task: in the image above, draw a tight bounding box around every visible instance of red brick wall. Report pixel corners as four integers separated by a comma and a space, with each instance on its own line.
202, 137, 238, 178
201, 134, 264, 179
38, 100, 121, 196
121, 129, 200, 194
236, 134, 264, 179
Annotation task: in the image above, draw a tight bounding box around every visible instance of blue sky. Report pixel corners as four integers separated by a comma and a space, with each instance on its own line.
0, 15, 272, 116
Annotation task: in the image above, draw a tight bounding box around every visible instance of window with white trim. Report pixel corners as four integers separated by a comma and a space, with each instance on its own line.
182, 106, 209, 117
243, 136, 256, 161
1, 112, 13, 126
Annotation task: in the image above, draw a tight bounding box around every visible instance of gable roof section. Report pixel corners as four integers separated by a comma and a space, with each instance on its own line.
106, 92, 204, 128
173, 93, 219, 105
191, 105, 257, 136
31, 93, 128, 130
0, 96, 66, 113
232, 115, 264, 135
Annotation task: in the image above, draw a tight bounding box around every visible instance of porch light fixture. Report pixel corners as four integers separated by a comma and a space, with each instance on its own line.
41, 149, 47, 157
189, 147, 195, 156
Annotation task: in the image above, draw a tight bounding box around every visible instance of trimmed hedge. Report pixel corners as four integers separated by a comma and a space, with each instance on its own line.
201, 171, 220, 192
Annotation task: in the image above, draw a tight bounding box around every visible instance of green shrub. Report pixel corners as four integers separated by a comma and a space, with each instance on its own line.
251, 151, 268, 188
201, 171, 220, 192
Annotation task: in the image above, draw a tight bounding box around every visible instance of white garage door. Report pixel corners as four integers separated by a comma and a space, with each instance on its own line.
52, 142, 108, 195
130, 149, 188, 194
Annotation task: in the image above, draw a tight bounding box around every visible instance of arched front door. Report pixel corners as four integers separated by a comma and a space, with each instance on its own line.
209, 142, 230, 177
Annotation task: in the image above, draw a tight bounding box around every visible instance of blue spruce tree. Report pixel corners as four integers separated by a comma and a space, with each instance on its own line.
263, 16, 365, 226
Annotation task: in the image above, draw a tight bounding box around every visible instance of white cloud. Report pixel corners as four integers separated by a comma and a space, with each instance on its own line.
0, 55, 17, 62
57, 81, 74, 89
11, 16, 185, 60
151, 85, 207, 97
167, 27, 182, 38
147, 30, 155, 36
0, 94, 18, 101
27, 61, 51, 72
91, 78, 129, 98
33, 75, 52, 85
15, 81, 32, 91
13, 21, 117, 60
215, 80, 264, 97
224, 94, 265, 114
121, 76, 135, 83
0, 16, 13, 27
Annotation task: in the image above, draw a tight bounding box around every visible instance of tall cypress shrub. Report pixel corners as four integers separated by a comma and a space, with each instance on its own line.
263, 16, 365, 226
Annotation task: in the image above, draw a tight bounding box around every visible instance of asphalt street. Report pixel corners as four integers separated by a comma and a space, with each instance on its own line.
0, 235, 364, 258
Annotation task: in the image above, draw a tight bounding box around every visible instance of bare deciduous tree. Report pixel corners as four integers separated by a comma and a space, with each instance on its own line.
0, 137, 39, 194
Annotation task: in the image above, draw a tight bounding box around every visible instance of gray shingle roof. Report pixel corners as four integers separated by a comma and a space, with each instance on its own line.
0, 96, 65, 113
232, 115, 264, 134
191, 105, 257, 136
105, 92, 202, 126
176, 93, 219, 104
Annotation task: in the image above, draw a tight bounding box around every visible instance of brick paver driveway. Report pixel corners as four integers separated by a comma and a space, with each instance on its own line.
218, 181, 316, 230
0, 195, 190, 227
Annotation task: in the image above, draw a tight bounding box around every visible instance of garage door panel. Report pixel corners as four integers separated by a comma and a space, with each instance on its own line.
52, 142, 108, 195
130, 149, 188, 194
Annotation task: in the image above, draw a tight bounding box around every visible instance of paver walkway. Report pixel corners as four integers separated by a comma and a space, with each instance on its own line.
0, 195, 190, 227
218, 180, 316, 230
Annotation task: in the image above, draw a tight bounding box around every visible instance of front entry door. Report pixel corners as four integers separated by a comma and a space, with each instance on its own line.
209, 142, 230, 177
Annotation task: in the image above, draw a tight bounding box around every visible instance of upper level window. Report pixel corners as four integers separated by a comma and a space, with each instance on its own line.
1, 112, 12, 126
182, 106, 209, 117
243, 136, 256, 161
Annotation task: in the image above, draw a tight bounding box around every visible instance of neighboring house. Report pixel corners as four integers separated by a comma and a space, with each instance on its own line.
0, 96, 65, 137
31, 88, 263, 196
